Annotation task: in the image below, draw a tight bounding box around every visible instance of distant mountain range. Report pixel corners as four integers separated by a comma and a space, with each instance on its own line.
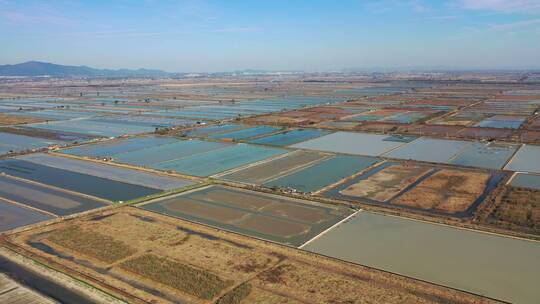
0, 61, 170, 77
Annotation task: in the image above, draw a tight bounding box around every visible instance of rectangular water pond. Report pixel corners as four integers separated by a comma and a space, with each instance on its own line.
0, 175, 107, 216
220, 150, 329, 184
0, 159, 161, 202
28, 119, 154, 137
208, 125, 281, 141
291, 131, 409, 156
0, 132, 66, 156
384, 137, 471, 163
0, 199, 54, 232
141, 185, 353, 247
17, 154, 194, 191
61, 136, 178, 158
303, 211, 540, 304
249, 129, 332, 147
449, 142, 518, 169
153, 144, 287, 177
185, 124, 245, 137
264, 155, 380, 193
112, 139, 230, 166
505, 145, 540, 174
509, 173, 540, 190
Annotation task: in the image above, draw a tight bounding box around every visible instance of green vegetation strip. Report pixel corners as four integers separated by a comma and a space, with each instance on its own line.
120, 254, 232, 300
215, 282, 252, 304
47, 226, 136, 263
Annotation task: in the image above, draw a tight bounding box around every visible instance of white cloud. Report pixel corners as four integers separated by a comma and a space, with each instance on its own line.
460, 0, 540, 13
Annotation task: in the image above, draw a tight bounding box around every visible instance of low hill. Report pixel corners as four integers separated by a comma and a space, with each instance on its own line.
0, 61, 170, 77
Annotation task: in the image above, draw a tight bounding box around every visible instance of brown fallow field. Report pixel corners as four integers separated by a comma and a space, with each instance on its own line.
393, 169, 491, 213
0, 113, 45, 125
340, 164, 431, 202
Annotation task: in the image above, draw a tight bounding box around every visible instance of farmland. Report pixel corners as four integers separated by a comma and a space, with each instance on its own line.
0, 74, 539, 303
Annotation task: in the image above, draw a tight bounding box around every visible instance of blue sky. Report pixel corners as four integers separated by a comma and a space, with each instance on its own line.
1, 0, 539, 72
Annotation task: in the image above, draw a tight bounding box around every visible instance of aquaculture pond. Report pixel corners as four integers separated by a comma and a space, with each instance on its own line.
249, 129, 332, 147
0, 175, 108, 216
303, 211, 540, 304
0, 159, 161, 201
505, 144, 540, 174
184, 123, 245, 137
28, 119, 155, 137
509, 173, 540, 190
0, 256, 96, 304
18, 154, 194, 191
384, 137, 471, 164
0, 132, 66, 156
264, 155, 379, 193
60, 136, 178, 158
153, 143, 287, 177
449, 142, 518, 169
208, 125, 281, 141
0, 199, 53, 232
219, 151, 328, 185
291, 131, 408, 156
112, 139, 230, 166
141, 185, 353, 247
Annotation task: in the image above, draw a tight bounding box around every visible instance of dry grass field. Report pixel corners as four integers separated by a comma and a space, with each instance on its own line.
0, 113, 45, 125
393, 169, 490, 213
6, 207, 495, 304
489, 187, 540, 234
340, 164, 431, 202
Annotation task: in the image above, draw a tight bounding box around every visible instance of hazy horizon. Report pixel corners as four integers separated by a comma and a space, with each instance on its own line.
1, 0, 540, 72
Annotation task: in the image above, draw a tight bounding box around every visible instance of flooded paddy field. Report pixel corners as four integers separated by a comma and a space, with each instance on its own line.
264, 155, 380, 193
1, 126, 98, 142
474, 115, 527, 129
184, 123, 245, 137
0, 159, 161, 201
0, 132, 66, 156
92, 115, 197, 129
11, 109, 97, 121
27, 118, 155, 137
141, 185, 353, 246
384, 137, 471, 164
509, 172, 540, 190
0, 175, 107, 216
448, 142, 518, 170
291, 131, 410, 156
248, 128, 332, 146
153, 143, 287, 177
61, 135, 178, 158
112, 139, 231, 167
0, 273, 55, 304
17, 153, 195, 190
207, 125, 281, 141
219, 150, 329, 184
0, 254, 100, 304
323, 164, 503, 216
4, 207, 490, 304
505, 144, 540, 174
303, 211, 540, 304
0, 199, 53, 232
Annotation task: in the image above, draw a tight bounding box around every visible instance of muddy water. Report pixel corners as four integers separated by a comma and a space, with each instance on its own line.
0, 255, 97, 304
303, 211, 540, 304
